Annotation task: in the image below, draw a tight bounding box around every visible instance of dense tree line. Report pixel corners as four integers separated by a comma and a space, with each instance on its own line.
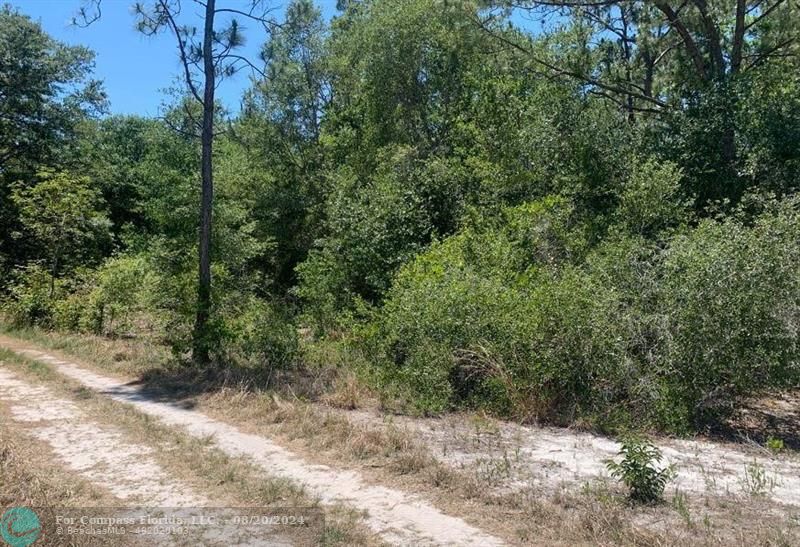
2, 0, 799, 432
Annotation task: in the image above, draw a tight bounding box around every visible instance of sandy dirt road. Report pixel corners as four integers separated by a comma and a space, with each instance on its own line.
0, 335, 503, 547
0, 366, 296, 546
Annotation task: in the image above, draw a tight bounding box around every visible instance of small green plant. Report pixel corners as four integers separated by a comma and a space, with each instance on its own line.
766, 436, 784, 453
739, 460, 779, 497
580, 478, 615, 503
474, 453, 513, 486
605, 436, 676, 504
672, 490, 693, 528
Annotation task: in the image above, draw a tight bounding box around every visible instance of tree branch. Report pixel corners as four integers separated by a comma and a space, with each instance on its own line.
744, 37, 798, 71
509, 0, 620, 7
214, 7, 282, 29
588, 89, 665, 114
161, 115, 200, 138
654, 1, 708, 79
744, 0, 788, 31
473, 14, 668, 109
73, 0, 102, 28
221, 54, 266, 78
157, 0, 204, 104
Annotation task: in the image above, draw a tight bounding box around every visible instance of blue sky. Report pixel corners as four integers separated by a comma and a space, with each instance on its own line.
13, 0, 340, 116
15, 1, 541, 117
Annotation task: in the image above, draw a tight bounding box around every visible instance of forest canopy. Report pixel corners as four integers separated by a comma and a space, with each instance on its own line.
2, 0, 799, 433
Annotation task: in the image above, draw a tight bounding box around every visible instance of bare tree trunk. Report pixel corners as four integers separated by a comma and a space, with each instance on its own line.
620, 8, 635, 123
731, 0, 746, 74
692, 0, 726, 80
50, 255, 58, 298
193, 0, 216, 365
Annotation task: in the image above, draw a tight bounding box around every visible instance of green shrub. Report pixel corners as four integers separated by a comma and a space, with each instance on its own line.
371, 197, 617, 420
766, 437, 784, 453
3, 264, 60, 327
658, 197, 800, 424
605, 436, 675, 504
3, 254, 158, 336
376, 256, 632, 422
388, 341, 455, 415
296, 146, 473, 329
366, 194, 800, 431
615, 159, 690, 237
225, 297, 299, 369
93, 255, 154, 334
52, 289, 99, 332
294, 246, 351, 334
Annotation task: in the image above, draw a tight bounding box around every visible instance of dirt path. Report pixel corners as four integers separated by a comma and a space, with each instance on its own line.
0, 368, 206, 507
0, 366, 297, 546
0, 336, 503, 547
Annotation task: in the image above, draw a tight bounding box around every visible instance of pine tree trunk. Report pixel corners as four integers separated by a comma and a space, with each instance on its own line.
193, 0, 216, 365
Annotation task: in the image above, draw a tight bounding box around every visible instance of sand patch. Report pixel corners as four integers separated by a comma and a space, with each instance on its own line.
354, 410, 800, 505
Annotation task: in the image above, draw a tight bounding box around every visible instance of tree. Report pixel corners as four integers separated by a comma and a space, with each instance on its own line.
75, 116, 163, 240
0, 7, 105, 275
0, 6, 105, 171
478, 1, 800, 204
238, 0, 330, 290
483, 1, 798, 114
246, 0, 329, 144
79, 0, 277, 363
11, 171, 111, 296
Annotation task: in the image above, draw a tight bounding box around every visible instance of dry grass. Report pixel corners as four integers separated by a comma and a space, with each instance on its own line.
0, 420, 126, 546
4, 325, 800, 545
320, 368, 375, 411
